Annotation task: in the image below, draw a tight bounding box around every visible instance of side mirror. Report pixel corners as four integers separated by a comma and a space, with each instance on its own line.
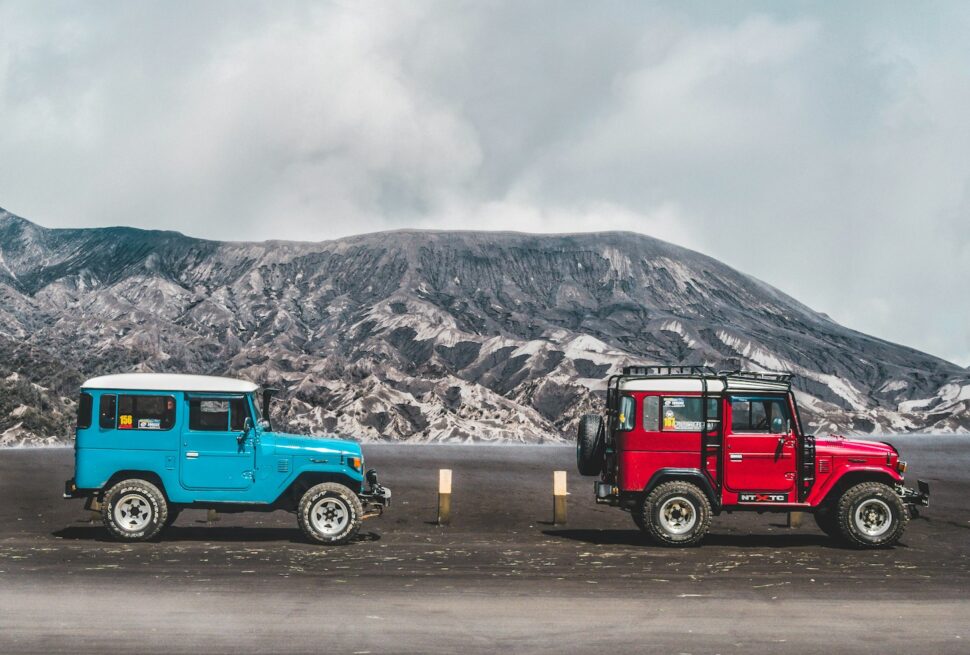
243, 417, 253, 433
770, 416, 785, 434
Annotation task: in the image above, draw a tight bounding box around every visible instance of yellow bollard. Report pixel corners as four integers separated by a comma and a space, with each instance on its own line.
788, 511, 803, 528
553, 470, 568, 525
438, 469, 452, 526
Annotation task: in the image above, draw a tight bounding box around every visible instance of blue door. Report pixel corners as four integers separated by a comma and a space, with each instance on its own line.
180, 396, 255, 490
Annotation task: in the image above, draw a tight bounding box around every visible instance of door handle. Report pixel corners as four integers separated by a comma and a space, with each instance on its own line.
185, 452, 199, 459
729, 453, 742, 462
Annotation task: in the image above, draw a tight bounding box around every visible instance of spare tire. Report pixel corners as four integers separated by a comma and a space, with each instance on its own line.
576, 414, 605, 476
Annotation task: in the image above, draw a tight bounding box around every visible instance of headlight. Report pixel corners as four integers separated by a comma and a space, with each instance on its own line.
897, 460, 907, 474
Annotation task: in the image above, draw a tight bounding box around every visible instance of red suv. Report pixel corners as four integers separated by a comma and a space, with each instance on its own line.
577, 366, 929, 548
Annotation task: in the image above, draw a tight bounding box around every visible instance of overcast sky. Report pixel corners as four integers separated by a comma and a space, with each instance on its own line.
1, 2, 968, 366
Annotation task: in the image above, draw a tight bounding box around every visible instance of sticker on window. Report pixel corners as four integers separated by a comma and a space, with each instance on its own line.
663, 409, 677, 429
664, 398, 685, 408
119, 415, 133, 429
138, 418, 161, 430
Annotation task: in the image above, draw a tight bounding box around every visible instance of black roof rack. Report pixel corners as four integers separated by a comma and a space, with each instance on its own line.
718, 369, 794, 383
617, 365, 793, 385
621, 365, 716, 377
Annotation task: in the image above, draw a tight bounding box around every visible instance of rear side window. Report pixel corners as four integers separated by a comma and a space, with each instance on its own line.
99, 395, 117, 429
76, 393, 93, 429
117, 395, 176, 431
190, 398, 251, 432
617, 396, 635, 431
642, 396, 660, 431
661, 397, 720, 432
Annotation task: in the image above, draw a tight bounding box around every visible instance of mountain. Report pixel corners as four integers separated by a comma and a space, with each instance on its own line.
0, 207, 967, 446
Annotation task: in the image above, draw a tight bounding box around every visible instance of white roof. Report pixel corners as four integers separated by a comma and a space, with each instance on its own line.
619, 377, 789, 394
82, 373, 258, 394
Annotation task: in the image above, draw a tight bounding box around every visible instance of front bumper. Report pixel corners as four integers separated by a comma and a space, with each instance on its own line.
897, 479, 930, 518
359, 468, 391, 518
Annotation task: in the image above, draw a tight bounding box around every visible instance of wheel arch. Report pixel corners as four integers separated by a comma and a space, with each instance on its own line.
102, 470, 169, 500
643, 468, 720, 511
275, 471, 361, 509
817, 469, 899, 510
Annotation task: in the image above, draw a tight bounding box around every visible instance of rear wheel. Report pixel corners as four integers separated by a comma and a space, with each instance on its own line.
298, 483, 363, 545
639, 481, 712, 547
102, 479, 168, 542
576, 414, 605, 476
836, 482, 908, 549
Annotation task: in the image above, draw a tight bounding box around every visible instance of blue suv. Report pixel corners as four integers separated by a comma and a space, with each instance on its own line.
64, 373, 390, 544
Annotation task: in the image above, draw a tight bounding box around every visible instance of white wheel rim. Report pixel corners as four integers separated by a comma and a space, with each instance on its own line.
854, 498, 893, 537
310, 497, 350, 537
659, 496, 697, 535
114, 493, 153, 532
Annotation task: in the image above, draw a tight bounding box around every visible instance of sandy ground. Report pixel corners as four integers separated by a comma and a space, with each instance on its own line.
1, 436, 968, 654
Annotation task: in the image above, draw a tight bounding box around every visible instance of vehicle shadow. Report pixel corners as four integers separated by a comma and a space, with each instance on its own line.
542, 528, 845, 549
52, 525, 382, 545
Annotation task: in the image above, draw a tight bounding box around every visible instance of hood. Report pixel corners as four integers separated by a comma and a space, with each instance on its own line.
815, 434, 896, 458
269, 431, 362, 457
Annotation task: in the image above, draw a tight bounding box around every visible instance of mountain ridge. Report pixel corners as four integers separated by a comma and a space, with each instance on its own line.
0, 206, 967, 446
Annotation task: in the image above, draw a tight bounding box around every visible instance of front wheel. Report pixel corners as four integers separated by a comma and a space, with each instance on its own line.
297, 483, 363, 545
836, 482, 908, 548
101, 479, 168, 542
638, 481, 712, 547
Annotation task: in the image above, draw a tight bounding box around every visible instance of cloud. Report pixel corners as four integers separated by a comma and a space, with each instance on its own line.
0, 2, 968, 366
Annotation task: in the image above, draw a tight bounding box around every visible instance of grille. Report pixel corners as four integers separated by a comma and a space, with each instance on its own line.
277, 459, 290, 473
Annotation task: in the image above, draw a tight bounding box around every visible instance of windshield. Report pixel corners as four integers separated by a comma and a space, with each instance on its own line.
251, 392, 263, 422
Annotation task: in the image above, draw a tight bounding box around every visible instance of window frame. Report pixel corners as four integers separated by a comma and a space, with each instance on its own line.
77, 392, 93, 430
116, 393, 177, 432
187, 394, 252, 433
616, 395, 636, 432
99, 394, 117, 430
658, 395, 721, 433
728, 395, 791, 435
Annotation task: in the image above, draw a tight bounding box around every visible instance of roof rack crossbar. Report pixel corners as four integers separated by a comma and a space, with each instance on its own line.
719, 370, 793, 383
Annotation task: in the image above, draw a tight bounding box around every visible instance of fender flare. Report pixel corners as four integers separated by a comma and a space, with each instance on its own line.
643, 468, 720, 511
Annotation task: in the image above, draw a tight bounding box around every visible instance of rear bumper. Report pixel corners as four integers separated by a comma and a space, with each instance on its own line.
897, 479, 930, 518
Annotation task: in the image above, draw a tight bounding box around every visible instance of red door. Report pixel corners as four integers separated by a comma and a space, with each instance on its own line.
723, 396, 796, 495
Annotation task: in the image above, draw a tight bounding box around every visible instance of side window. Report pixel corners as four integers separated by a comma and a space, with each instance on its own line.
189, 399, 230, 431
117, 395, 176, 431
617, 396, 635, 431
661, 397, 720, 432
731, 398, 789, 433
76, 393, 93, 429
230, 398, 250, 431
642, 395, 660, 431
99, 394, 117, 429
189, 398, 251, 431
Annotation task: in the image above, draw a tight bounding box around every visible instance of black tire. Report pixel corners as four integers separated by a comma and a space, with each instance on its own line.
297, 482, 363, 545
836, 482, 908, 549
638, 481, 712, 547
632, 511, 646, 531
164, 508, 182, 529
576, 414, 605, 476
101, 479, 168, 542
813, 507, 842, 540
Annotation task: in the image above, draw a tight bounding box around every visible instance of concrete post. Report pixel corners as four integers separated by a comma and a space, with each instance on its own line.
788, 511, 803, 528
438, 469, 452, 526
553, 470, 568, 525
